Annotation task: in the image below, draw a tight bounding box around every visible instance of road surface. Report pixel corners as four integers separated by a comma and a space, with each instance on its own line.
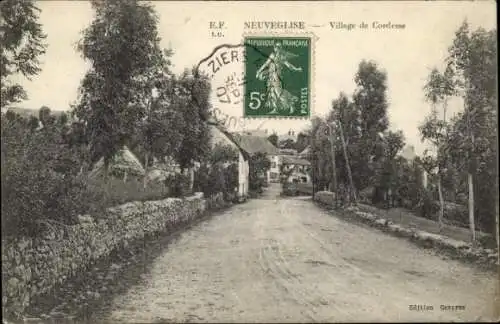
93, 184, 497, 322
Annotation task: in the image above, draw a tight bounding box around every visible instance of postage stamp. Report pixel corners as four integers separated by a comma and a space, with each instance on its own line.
243, 36, 312, 118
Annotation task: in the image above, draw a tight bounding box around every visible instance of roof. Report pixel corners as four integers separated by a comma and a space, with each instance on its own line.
281, 156, 311, 166
232, 134, 279, 155
89, 146, 145, 178
208, 121, 249, 160
299, 145, 311, 156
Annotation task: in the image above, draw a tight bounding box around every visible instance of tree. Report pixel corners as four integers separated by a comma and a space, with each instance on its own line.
173, 69, 212, 172
267, 132, 278, 147
0, 0, 47, 108
249, 152, 271, 192
279, 138, 296, 150
74, 0, 163, 180
378, 130, 405, 207
444, 21, 497, 243
420, 66, 455, 231
295, 132, 310, 153
132, 48, 180, 188
352, 60, 390, 192
210, 143, 239, 165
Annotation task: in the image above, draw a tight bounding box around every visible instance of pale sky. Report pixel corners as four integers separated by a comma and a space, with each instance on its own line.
11, 1, 497, 155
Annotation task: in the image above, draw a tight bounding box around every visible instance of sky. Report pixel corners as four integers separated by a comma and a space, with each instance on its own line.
11, 0, 497, 155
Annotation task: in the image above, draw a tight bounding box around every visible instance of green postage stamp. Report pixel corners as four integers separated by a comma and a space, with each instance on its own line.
243, 36, 312, 118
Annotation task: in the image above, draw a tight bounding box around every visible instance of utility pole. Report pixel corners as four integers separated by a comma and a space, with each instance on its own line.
338, 120, 357, 204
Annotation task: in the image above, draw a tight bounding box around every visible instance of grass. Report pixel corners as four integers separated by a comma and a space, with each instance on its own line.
86, 176, 172, 212
357, 203, 493, 247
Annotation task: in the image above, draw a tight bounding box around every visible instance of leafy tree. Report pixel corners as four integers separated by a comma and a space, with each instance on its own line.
295, 132, 310, 153
279, 138, 296, 150
0, 0, 47, 108
327, 92, 362, 202
74, 0, 163, 179
376, 130, 405, 207
267, 132, 278, 147
310, 116, 335, 192
352, 60, 390, 192
173, 69, 212, 173
1, 112, 103, 238
420, 66, 455, 231
444, 21, 497, 242
249, 152, 271, 192
132, 48, 180, 187
210, 143, 239, 165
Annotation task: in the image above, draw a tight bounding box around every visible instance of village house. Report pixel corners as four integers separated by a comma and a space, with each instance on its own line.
209, 122, 250, 201
232, 133, 280, 184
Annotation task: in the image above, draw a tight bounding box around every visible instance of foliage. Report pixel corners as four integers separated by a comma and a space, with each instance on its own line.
74, 0, 164, 174
439, 22, 497, 235
2, 195, 206, 320
193, 141, 239, 200
210, 143, 239, 165
164, 173, 190, 198
249, 152, 271, 192
1, 110, 102, 237
173, 69, 212, 171
0, 0, 47, 108
352, 60, 390, 191
295, 131, 310, 153
279, 138, 296, 150
267, 133, 278, 147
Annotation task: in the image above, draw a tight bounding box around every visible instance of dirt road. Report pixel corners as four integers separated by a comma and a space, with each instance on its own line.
94, 184, 497, 322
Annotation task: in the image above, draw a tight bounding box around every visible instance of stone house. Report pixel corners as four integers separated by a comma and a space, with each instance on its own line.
209, 123, 250, 200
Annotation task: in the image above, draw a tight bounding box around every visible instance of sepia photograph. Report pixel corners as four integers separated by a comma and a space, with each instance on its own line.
1, 0, 498, 323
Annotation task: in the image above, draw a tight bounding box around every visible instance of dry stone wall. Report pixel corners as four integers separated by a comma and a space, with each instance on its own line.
2, 193, 206, 318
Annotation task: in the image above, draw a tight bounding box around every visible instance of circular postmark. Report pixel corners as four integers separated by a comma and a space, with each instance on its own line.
195, 43, 250, 131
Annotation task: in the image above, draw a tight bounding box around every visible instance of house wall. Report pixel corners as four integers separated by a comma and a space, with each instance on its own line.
210, 126, 249, 198
239, 153, 249, 197
269, 155, 281, 182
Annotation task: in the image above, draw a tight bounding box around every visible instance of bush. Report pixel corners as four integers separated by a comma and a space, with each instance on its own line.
164, 173, 190, 198
1, 114, 103, 238
416, 190, 439, 220
194, 162, 237, 202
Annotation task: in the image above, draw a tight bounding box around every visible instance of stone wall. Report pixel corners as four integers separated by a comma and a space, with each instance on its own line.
2, 193, 206, 318
314, 191, 498, 269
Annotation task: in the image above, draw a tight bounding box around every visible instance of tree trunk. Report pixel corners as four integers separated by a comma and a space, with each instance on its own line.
437, 178, 445, 232
338, 120, 357, 204
103, 159, 110, 183
143, 152, 149, 189
496, 183, 499, 266
329, 130, 337, 207
468, 172, 476, 243
189, 167, 194, 194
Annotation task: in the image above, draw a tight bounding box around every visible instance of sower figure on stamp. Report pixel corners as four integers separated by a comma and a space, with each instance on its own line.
255, 42, 302, 115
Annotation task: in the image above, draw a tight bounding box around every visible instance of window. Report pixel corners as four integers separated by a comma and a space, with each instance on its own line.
271, 162, 277, 168
270, 172, 278, 179
301, 177, 308, 183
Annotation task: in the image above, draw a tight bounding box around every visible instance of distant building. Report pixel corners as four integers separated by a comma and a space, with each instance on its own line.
231, 133, 279, 183
399, 145, 417, 162
278, 129, 298, 143
235, 129, 269, 138
279, 148, 298, 156
268, 155, 283, 183
281, 156, 311, 174
298, 145, 311, 158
